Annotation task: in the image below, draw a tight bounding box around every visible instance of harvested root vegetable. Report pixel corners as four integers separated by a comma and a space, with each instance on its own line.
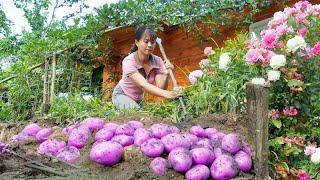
56, 146, 80, 163
193, 138, 213, 151
205, 128, 218, 138
103, 122, 119, 133
234, 151, 252, 172
140, 138, 164, 158
221, 133, 241, 154
168, 147, 192, 173
83, 117, 105, 132
161, 133, 190, 152
115, 124, 135, 136
149, 124, 171, 139
210, 154, 239, 179
149, 157, 170, 175
10, 133, 31, 142
0, 143, 8, 155
127, 120, 144, 129
185, 164, 210, 180
22, 123, 42, 136
133, 128, 153, 147
68, 125, 91, 149
190, 147, 215, 166
94, 128, 114, 142
189, 125, 205, 138
111, 135, 134, 147
170, 126, 180, 133
90, 141, 123, 166
37, 139, 66, 156
182, 133, 199, 147
36, 128, 53, 143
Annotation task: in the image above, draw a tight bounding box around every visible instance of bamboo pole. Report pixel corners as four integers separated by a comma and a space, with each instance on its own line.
50, 53, 57, 105
41, 58, 50, 113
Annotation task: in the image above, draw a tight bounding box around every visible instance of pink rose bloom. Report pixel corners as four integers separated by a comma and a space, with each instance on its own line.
305, 47, 314, 59
289, 106, 298, 116
304, 145, 317, 156
261, 29, 278, 49
311, 42, 320, 55
275, 23, 292, 36
298, 170, 310, 180
245, 38, 259, 49
204, 47, 214, 56
262, 50, 275, 65
269, 109, 280, 119
298, 27, 308, 37
284, 7, 298, 16
283, 106, 298, 117
295, 1, 312, 11
245, 49, 262, 64
295, 13, 308, 24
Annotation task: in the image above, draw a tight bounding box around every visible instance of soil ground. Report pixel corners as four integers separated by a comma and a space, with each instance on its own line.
0, 113, 255, 180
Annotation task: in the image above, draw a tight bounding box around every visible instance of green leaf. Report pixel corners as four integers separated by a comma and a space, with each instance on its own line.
271, 119, 282, 128
287, 79, 303, 88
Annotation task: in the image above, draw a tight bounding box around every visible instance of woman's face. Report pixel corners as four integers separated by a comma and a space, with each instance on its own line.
135, 32, 156, 55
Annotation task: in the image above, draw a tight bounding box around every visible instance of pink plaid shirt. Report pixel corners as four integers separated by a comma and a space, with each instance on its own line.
118, 53, 165, 102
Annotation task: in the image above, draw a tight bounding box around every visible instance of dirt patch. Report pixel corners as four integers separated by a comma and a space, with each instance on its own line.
0, 113, 255, 180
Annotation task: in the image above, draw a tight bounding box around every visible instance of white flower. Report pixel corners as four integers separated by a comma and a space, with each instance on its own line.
273, 11, 287, 21
270, 55, 286, 69
82, 94, 93, 101
267, 70, 281, 81
251, 78, 267, 86
199, 59, 210, 69
188, 70, 203, 84
286, 36, 306, 53
57, 92, 69, 99
219, 53, 231, 72
311, 148, 320, 164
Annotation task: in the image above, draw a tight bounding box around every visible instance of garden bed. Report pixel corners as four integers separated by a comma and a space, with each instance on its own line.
0, 114, 255, 180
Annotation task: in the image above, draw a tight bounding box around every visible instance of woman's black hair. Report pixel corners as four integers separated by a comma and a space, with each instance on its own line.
120, 25, 157, 63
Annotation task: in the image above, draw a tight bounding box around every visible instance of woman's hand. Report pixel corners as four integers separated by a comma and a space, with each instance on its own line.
165, 86, 184, 99
164, 59, 174, 70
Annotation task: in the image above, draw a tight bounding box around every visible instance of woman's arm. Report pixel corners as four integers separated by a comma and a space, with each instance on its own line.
129, 72, 179, 99
155, 74, 169, 89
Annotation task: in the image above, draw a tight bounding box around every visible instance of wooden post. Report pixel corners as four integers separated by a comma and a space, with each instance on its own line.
41, 58, 50, 113
246, 83, 269, 179
50, 53, 57, 105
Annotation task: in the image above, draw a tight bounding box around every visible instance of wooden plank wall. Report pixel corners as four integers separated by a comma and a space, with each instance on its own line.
100, 0, 320, 101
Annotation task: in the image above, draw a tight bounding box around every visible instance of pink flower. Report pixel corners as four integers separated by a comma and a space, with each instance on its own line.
262, 50, 275, 65
269, 109, 280, 119
311, 42, 320, 55
295, 13, 308, 23
293, 72, 303, 80
245, 49, 262, 64
284, 7, 298, 16
245, 38, 259, 49
204, 47, 214, 56
275, 23, 292, 36
295, 1, 312, 11
306, 47, 315, 59
298, 27, 308, 37
261, 29, 278, 49
304, 145, 317, 156
297, 170, 310, 180
283, 106, 298, 117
